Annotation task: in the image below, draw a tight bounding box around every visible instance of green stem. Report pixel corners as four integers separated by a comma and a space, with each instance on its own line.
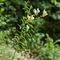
12, 50, 16, 60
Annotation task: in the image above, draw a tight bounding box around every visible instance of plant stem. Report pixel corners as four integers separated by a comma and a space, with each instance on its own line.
12, 50, 16, 60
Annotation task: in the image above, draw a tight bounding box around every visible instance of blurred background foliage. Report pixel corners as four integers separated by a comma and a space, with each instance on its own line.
0, 0, 60, 60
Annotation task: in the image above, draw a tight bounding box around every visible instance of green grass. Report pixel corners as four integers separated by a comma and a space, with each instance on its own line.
0, 44, 15, 60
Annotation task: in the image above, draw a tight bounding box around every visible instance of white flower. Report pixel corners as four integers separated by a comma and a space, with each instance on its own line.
30, 15, 34, 20
33, 8, 40, 15
33, 9, 37, 14
42, 9, 48, 17
27, 15, 34, 21
27, 15, 31, 20
37, 8, 40, 13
